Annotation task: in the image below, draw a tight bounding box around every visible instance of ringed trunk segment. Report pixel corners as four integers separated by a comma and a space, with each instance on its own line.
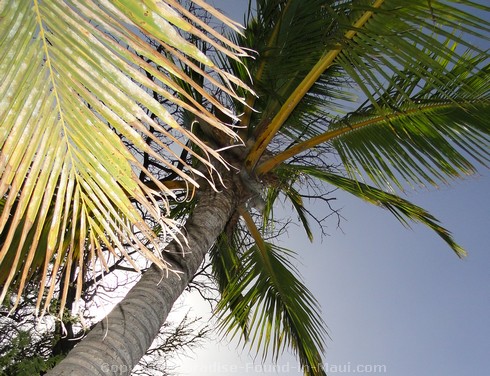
46, 172, 239, 376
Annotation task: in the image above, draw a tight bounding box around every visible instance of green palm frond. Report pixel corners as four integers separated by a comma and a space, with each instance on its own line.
317, 58, 488, 190
215, 207, 327, 376
0, 1, 250, 314
243, 0, 489, 171
210, 227, 250, 341
331, 61, 490, 191
333, 0, 489, 107
287, 165, 466, 258
216, 240, 327, 376
284, 186, 314, 242
258, 55, 490, 186
232, 0, 347, 140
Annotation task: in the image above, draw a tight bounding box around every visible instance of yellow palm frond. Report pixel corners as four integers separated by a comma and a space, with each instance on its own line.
0, 0, 251, 315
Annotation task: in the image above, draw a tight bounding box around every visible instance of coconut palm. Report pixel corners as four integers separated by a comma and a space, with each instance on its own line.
1, 0, 489, 375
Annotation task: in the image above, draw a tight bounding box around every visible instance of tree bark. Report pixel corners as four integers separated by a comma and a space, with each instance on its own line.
47, 172, 239, 375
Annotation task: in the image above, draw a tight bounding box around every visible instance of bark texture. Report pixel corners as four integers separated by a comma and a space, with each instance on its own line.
47, 173, 239, 375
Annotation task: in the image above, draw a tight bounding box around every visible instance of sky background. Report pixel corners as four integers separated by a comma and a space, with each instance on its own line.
169, 1, 490, 375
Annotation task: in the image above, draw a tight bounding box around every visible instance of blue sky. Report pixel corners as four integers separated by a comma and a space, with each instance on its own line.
173, 2, 490, 375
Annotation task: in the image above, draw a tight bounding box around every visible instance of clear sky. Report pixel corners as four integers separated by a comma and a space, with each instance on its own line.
172, 2, 490, 375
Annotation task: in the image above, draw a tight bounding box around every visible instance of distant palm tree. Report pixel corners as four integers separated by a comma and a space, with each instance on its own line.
1, 1, 489, 375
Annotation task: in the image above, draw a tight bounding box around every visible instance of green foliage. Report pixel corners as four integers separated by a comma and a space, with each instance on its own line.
212, 1, 489, 374
331, 54, 490, 191
0, 330, 64, 376
2, 1, 490, 375
0, 0, 250, 315
289, 164, 467, 257
215, 242, 327, 376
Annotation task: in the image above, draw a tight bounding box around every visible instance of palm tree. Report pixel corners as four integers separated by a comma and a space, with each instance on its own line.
1, 0, 489, 375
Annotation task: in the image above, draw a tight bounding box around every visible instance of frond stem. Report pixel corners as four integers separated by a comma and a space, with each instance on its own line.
238, 206, 267, 254
245, 0, 385, 171
33, 0, 66, 136
239, 0, 294, 138
256, 100, 466, 175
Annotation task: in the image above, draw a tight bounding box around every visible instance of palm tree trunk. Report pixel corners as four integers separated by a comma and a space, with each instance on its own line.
47, 172, 239, 375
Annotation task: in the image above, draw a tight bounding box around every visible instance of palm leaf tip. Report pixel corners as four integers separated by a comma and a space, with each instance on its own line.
381, 195, 467, 259
290, 165, 468, 258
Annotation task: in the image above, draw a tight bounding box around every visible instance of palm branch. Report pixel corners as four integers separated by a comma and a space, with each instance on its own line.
214, 207, 327, 376
239, 1, 489, 177
0, 0, 250, 314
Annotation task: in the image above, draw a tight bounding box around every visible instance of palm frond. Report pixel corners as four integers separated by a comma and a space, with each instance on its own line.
258, 55, 490, 189
284, 186, 315, 242
209, 227, 251, 341
243, 0, 386, 169
287, 165, 466, 258
215, 207, 327, 376
0, 1, 250, 314
334, 58, 489, 190
242, 0, 489, 172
